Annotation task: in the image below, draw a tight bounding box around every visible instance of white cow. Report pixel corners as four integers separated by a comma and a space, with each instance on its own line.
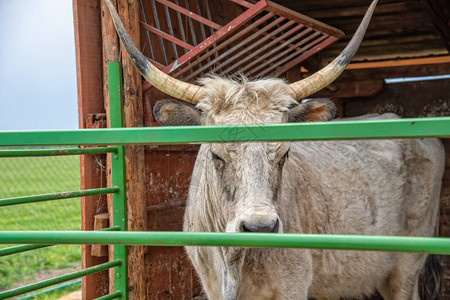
105, 0, 445, 298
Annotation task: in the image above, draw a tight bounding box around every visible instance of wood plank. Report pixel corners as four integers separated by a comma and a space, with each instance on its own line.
100, 0, 120, 293
354, 34, 440, 47
92, 213, 110, 257
421, 0, 450, 52
355, 43, 447, 62
117, 1, 147, 299
336, 29, 439, 41
144, 150, 198, 206
327, 33, 441, 50
74, 0, 104, 129
324, 40, 448, 62
273, 0, 399, 12
146, 196, 198, 299
325, 12, 433, 33
321, 33, 447, 62
304, 2, 419, 19
73, 0, 109, 299
312, 79, 384, 98
144, 149, 200, 299
343, 76, 450, 117
346, 56, 450, 69
301, 60, 450, 98
338, 62, 450, 81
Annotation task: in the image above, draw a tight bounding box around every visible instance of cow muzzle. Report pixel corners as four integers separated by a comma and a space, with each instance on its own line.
234, 211, 282, 233
239, 218, 280, 233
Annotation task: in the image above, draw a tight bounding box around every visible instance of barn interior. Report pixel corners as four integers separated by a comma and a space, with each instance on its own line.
72, 0, 450, 298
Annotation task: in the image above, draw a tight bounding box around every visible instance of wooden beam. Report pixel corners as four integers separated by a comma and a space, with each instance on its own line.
117, 0, 147, 299
342, 62, 450, 81
305, 2, 418, 19
324, 40, 448, 62
74, 0, 104, 130
347, 56, 450, 69
312, 79, 384, 98
73, 0, 109, 299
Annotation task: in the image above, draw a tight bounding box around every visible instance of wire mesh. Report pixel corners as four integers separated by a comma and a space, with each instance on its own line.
0, 147, 82, 291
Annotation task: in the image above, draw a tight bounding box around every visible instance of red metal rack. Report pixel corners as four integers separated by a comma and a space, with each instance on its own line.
140, 0, 344, 90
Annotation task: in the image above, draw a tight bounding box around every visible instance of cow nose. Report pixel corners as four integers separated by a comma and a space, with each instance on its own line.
240, 219, 280, 233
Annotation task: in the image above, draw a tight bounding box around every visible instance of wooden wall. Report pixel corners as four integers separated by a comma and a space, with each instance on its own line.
274, 0, 450, 62
144, 146, 202, 299
73, 0, 110, 298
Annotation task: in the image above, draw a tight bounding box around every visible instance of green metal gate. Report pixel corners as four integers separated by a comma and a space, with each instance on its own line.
0, 62, 449, 299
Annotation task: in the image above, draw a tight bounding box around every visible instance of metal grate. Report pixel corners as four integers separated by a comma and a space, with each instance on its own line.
140, 0, 344, 90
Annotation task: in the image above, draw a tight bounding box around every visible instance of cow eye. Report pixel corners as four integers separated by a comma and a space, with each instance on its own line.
279, 149, 290, 164
211, 152, 224, 162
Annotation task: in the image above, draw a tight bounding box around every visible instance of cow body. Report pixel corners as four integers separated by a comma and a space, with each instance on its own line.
185, 137, 444, 299
178, 78, 445, 300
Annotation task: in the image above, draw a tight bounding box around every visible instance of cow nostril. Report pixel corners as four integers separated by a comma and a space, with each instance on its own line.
239, 219, 280, 233
239, 222, 252, 232
272, 219, 280, 233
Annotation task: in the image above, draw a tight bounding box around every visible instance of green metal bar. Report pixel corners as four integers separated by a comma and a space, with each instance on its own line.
111, 146, 127, 299
108, 62, 128, 300
0, 259, 121, 299
108, 62, 124, 129
0, 147, 116, 157
0, 244, 52, 257
0, 117, 448, 147
0, 231, 449, 255
17, 279, 81, 300
0, 187, 119, 207
103, 226, 121, 231
95, 291, 123, 300
0, 227, 119, 258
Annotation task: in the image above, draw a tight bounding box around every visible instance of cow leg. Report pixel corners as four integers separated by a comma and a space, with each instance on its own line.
377, 276, 419, 300
377, 253, 425, 300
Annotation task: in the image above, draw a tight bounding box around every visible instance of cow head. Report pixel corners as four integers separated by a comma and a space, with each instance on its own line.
153, 77, 335, 234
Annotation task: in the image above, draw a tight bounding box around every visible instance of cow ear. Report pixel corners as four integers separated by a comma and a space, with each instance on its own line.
288, 98, 336, 123
153, 99, 202, 126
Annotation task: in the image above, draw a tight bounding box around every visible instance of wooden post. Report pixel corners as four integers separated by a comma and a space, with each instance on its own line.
100, 0, 120, 293
101, 0, 120, 120
117, 0, 148, 299
73, 0, 109, 299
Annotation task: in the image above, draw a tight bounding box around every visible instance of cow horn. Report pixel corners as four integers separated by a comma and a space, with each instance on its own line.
104, 0, 205, 104
288, 0, 378, 100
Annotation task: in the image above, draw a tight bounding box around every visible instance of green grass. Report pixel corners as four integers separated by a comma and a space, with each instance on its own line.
19, 280, 81, 300
0, 155, 82, 291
